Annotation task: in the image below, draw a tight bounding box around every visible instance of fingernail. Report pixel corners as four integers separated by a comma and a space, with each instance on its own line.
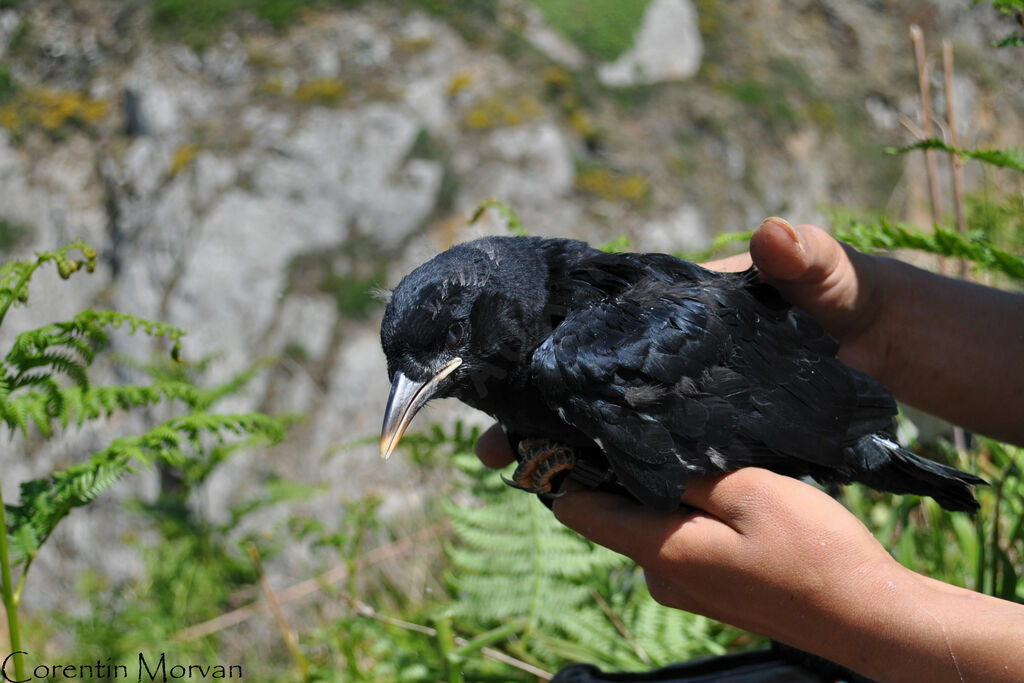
761, 217, 805, 255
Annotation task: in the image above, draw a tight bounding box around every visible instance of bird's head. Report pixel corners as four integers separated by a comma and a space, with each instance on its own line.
379, 237, 550, 459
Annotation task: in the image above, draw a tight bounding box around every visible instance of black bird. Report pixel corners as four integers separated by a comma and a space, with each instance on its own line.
379, 236, 984, 512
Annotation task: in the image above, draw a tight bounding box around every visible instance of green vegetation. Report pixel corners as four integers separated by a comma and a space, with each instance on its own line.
0, 242, 289, 683
975, 0, 1024, 46
724, 78, 798, 129
532, 0, 649, 62
1, 3, 1020, 681
890, 138, 1024, 173
968, 193, 1024, 253
151, 0, 368, 47
11, 210, 1024, 680
0, 217, 29, 251
150, 0, 491, 48
150, 0, 240, 46
0, 63, 16, 104
443, 444, 745, 674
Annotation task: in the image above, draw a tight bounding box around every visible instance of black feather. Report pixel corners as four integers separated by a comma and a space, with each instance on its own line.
380, 236, 986, 512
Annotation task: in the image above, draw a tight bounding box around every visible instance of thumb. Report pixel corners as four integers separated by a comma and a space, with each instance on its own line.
749, 217, 838, 284
750, 218, 874, 342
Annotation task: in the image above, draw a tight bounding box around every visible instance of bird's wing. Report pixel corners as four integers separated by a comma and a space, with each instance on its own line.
531, 260, 892, 511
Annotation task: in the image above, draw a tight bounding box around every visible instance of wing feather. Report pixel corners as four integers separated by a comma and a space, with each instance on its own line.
531, 254, 897, 510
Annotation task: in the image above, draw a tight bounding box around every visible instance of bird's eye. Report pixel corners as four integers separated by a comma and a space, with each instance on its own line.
447, 323, 467, 346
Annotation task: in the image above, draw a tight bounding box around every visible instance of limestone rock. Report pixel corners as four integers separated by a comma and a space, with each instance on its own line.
598, 0, 703, 87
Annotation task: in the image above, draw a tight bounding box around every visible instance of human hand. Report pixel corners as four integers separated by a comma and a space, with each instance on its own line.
551, 469, 1024, 682
475, 428, 1024, 681
550, 468, 898, 644
704, 217, 887, 380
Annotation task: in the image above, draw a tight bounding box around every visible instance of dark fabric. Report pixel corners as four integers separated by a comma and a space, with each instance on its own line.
550, 643, 877, 683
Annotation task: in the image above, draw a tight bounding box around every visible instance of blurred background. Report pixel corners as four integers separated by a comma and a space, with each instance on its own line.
0, 0, 1021, 680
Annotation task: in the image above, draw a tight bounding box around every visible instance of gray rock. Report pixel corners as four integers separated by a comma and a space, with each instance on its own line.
192, 151, 239, 211
638, 204, 709, 255
0, 9, 20, 57
123, 136, 173, 198
598, 0, 703, 87
463, 122, 575, 207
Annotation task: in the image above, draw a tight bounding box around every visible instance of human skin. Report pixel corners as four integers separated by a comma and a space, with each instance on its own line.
474, 218, 1024, 682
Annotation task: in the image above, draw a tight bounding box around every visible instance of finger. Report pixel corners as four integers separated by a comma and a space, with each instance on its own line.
474, 423, 516, 468
552, 490, 663, 559
552, 490, 730, 567
701, 252, 752, 272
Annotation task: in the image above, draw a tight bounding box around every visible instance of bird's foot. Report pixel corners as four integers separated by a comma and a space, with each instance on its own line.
503, 439, 576, 495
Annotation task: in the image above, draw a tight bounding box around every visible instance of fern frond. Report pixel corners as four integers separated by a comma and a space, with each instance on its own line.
626, 588, 730, 662
3, 412, 287, 567
834, 217, 1024, 282
444, 485, 626, 636
3, 310, 186, 395
889, 138, 1024, 174
10, 353, 90, 388
1, 381, 205, 436
0, 241, 97, 325
995, 34, 1024, 47
440, 426, 748, 671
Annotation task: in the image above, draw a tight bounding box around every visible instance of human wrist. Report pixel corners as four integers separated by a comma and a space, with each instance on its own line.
804, 559, 1014, 683
767, 556, 927, 681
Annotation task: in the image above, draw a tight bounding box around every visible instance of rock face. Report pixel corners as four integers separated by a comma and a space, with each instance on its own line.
0, 0, 1020, 612
598, 0, 704, 87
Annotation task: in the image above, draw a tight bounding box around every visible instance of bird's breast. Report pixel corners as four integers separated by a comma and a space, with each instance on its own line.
459, 381, 592, 448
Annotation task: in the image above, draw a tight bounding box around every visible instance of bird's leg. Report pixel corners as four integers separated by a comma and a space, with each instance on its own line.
504, 439, 577, 495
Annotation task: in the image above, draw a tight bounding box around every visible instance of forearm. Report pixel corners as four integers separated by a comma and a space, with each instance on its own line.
784, 561, 1024, 682
850, 255, 1024, 445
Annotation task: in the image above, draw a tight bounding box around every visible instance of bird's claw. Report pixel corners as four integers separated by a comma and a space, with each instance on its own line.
507, 439, 576, 495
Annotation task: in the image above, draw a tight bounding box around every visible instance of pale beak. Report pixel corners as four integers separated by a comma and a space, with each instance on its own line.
380, 357, 463, 460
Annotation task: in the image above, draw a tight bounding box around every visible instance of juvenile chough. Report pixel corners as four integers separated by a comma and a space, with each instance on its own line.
379, 236, 984, 512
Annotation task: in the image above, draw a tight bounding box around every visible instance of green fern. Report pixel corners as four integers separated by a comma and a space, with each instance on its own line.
0, 241, 290, 683
5, 309, 185, 385
888, 138, 1024, 174
533, 582, 734, 669
833, 216, 1024, 282
444, 488, 620, 625
443, 449, 746, 671
0, 243, 100, 331
0, 308, 188, 441
973, 0, 1024, 46
4, 412, 286, 568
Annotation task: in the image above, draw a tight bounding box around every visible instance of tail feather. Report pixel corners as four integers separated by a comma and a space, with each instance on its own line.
851, 434, 986, 512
